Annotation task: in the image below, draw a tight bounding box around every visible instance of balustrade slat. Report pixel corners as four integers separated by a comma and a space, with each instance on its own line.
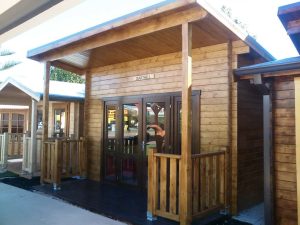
160, 157, 167, 212
169, 158, 177, 215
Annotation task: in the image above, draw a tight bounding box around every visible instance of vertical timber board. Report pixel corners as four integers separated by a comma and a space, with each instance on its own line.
263, 94, 274, 225
180, 22, 192, 225
294, 77, 300, 225
30, 99, 37, 173
41, 62, 50, 183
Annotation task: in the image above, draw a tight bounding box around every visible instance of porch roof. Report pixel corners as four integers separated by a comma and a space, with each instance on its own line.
234, 56, 300, 78
27, 0, 274, 74
278, 2, 300, 54
0, 63, 85, 102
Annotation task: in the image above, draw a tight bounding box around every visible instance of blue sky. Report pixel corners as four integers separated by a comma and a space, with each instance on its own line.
2, 0, 299, 60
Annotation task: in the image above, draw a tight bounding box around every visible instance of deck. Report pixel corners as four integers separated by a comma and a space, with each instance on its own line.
31, 179, 250, 225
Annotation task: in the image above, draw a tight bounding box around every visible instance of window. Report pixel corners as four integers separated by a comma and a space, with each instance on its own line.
37, 109, 43, 129
0, 113, 9, 133
11, 113, 24, 133
54, 108, 66, 136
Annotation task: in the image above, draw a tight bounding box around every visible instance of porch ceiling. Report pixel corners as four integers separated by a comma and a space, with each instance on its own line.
58, 17, 238, 70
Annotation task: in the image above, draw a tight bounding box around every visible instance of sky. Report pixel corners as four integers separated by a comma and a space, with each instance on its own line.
1, 0, 300, 61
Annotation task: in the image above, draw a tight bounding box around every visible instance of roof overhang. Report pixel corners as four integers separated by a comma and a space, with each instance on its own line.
0, 78, 41, 101
27, 0, 274, 74
234, 56, 300, 79
278, 2, 300, 54
0, 0, 83, 44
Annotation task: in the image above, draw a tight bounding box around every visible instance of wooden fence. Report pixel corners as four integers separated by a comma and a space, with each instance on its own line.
147, 148, 227, 222
41, 138, 87, 189
22, 136, 42, 175
191, 150, 227, 218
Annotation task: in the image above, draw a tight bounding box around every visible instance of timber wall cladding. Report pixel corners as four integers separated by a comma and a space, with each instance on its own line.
85, 41, 247, 181
237, 80, 263, 211
273, 77, 297, 225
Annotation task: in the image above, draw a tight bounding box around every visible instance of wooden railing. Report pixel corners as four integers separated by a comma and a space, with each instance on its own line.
191, 150, 227, 218
41, 138, 87, 189
22, 136, 42, 175
148, 149, 181, 222
8, 133, 24, 158
148, 148, 227, 222
0, 133, 8, 172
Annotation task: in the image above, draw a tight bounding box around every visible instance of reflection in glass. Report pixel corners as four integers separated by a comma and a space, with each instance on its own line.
0, 113, 9, 133
11, 113, 24, 133
145, 102, 165, 153
54, 109, 65, 136
105, 105, 117, 181
122, 104, 139, 185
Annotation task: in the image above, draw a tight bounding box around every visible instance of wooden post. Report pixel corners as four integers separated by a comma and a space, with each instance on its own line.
180, 22, 192, 225
263, 94, 274, 225
53, 139, 62, 190
294, 78, 300, 225
0, 133, 9, 172
30, 99, 37, 174
41, 62, 50, 184
147, 148, 157, 221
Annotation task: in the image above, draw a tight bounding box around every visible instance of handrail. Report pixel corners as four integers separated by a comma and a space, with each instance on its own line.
192, 150, 226, 158
153, 152, 181, 159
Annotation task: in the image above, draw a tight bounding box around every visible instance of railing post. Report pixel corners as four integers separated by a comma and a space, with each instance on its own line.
147, 148, 157, 221
21, 133, 28, 173
78, 137, 87, 178
53, 139, 62, 190
0, 133, 8, 172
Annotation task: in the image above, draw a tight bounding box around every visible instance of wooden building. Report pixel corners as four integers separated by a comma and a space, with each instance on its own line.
26, 0, 281, 224
234, 2, 300, 225
0, 65, 84, 175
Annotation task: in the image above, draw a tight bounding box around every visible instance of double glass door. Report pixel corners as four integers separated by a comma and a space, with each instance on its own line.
103, 92, 200, 187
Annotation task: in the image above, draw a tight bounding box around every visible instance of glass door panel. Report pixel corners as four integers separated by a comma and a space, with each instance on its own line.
145, 102, 167, 153
121, 103, 140, 185
104, 104, 118, 182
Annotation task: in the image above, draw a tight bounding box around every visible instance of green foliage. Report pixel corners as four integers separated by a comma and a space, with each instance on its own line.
0, 60, 21, 71
50, 66, 85, 84
221, 5, 256, 39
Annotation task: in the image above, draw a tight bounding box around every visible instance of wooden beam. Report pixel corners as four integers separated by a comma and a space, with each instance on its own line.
41, 62, 50, 184
51, 60, 85, 75
180, 22, 192, 225
29, 5, 207, 62
294, 77, 300, 225
263, 94, 274, 225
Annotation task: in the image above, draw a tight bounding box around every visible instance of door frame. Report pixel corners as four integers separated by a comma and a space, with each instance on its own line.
101, 90, 201, 187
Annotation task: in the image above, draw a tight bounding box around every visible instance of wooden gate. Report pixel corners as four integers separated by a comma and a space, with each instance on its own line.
147, 148, 227, 222
41, 138, 87, 189
8, 133, 24, 158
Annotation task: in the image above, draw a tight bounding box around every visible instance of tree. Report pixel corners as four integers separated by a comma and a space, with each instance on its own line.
50, 66, 85, 84
0, 48, 21, 71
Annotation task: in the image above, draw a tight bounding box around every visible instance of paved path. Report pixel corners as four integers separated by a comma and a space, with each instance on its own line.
0, 183, 126, 225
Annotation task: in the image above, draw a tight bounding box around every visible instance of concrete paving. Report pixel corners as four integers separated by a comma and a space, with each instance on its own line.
233, 203, 264, 225
0, 183, 126, 225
